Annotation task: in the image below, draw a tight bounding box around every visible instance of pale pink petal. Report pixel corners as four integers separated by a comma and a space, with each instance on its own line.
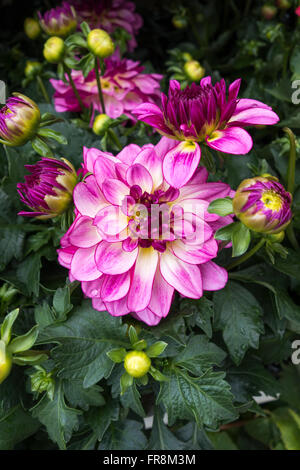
73, 176, 107, 217
71, 246, 100, 281
228, 105, 280, 126
94, 155, 117, 188
57, 246, 76, 268
131, 309, 162, 326
199, 261, 228, 291
82, 277, 103, 298
102, 178, 129, 206
154, 136, 179, 160
148, 268, 174, 318
83, 147, 113, 173
95, 241, 138, 274
163, 141, 201, 188
104, 297, 130, 316
92, 297, 107, 311
94, 205, 128, 236
160, 249, 203, 298
69, 216, 102, 248
127, 247, 159, 311
134, 146, 163, 189
116, 144, 141, 165
171, 238, 218, 265
101, 271, 131, 302
126, 163, 153, 193
186, 166, 209, 185
206, 127, 253, 155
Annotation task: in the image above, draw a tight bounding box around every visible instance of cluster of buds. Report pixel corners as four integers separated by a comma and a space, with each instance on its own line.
17, 157, 77, 219
107, 326, 168, 394
0, 309, 47, 384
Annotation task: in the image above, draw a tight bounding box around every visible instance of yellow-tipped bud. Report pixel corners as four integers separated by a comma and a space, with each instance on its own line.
0, 341, 12, 384
184, 60, 205, 81
43, 37, 65, 64
24, 18, 41, 40
124, 351, 151, 378
25, 61, 43, 78
92, 114, 112, 135
87, 29, 115, 58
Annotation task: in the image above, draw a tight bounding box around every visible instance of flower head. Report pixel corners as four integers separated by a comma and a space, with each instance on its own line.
0, 93, 41, 147
296, 6, 300, 16
17, 157, 77, 219
68, 0, 143, 51
233, 176, 292, 234
43, 36, 66, 63
58, 137, 233, 326
87, 28, 115, 58
124, 351, 151, 377
38, 2, 77, 37
50, 55, 162, 119
134, 77, 279, 188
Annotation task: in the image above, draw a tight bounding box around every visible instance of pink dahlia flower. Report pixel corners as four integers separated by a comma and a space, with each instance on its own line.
58, 137, 234, 326
68, 0, 143, 51
50, 56, 162, 120
38, 2, 77, 37
133, 77, 280, 188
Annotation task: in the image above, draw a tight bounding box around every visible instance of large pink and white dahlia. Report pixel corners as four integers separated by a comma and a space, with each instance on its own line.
50, 56, 162, 119
58, 137, 234, 326
68, 0, 143, 51
134, 77, 279, 188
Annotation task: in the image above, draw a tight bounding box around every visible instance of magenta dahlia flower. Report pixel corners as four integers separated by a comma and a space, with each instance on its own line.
50, 56, 162, 119
68, 0, 143, 51
58, 137, 234, 326
233, 176, 292, 234
133, 77, 280, 188
38, 2, 77, 37
17, 158, 77, 219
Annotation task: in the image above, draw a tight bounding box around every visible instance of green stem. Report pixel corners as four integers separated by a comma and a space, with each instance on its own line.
94, 57, 106, 114
286, 224, 300, 252
284, 127, 296, 195
65, 67, 85, 113
227, 238, 266, 271
36, 75, 50, 104
107, 128, 122, 150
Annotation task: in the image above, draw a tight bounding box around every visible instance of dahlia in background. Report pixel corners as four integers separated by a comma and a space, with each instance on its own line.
68, 0, 143, 51
233, 176, 292, 234
38, 2, 77, 37
50, 56, 162, 119
134, 77, 279, 188
17, 158, 77, 219
58, 137, 234, 326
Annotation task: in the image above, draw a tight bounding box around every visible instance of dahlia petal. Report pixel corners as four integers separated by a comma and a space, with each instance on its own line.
116, 143, 141, 165
154, 136, 179, 159
102, 178, 129, 206
57, 246, 76, 269
83, 147, 112, 173
160, 249, 203, 298
126, 163, 153, 193
171, 237, 218, 265
148, 268, 174, 318
127, 247, 159, 311
199, 261, 228, 291
101, 271, 131, 302
131, 309, 162, 326
200, 76, 212, 86
69, 216, 102, 248
92, 297, 107, 312
228, 106, 280, 126
134, 146, 163, 189
95, 241, 138, 275
133, 103, 173, 135
94, 156, 117, 188
163, 141, 201, 188
73, 176, 107, 217
71, 246, 100, 281
94, 205, 128, 237
104, 297, 130, 316
234, 98, 272, 112
82, 277, 103, 298
206, 127, 253, 155
228, 78, 241, 101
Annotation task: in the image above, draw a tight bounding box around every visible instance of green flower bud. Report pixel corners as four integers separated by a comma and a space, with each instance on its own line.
25, 61, 43, 78
30, 366, 55, 399
87, 29, 115, 58
184, 60, 205, 81
124, 350, 151, 378
0, 340, 12, 384
172, 15, 188, 29
266, 230, 285, 243
24, 18, 41, 40
277, 0, 291, 10
182, 52, 193, 62
43, 36, 65, 64
92, 114, 112, 135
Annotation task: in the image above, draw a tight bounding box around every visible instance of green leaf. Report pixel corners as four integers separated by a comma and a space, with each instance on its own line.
63, 380, 105, 411
208, 197, 233, 216
52, 286, 73, 320
270, 249, 300, 281
231, 222, 251, 257
149, 366, 169, 382
271, 407, 300, 450
64, 33, 87, 48
279, 365, 300, 411
214, 282, 264, 364
274, 289, 300, 328
120, 372, 133, 395
86, 399, 119, 441
8, 325, 39, 354
98, 419, 147, 450
1, 308, 19, 344
37, 128, 68, 145
12, 351, 48, 366
157, 367, 237, 429
16, 252, 42, 297
146, 341, 167, 358
31, 136, 53, 158
148, 407, 185, 450
0, 406, 39, 450
120, 382, 145, 417
215, 222, 237, 241
245, 417, 280, 447
106, 348, 127, 363
38, 301, 128, 387
31, 382, 81, 450
180, 297, 214, 338
174, 335, 227, 375
0, 225, 25, 268
128, 325, 139, 345
80, 21, 91, 36
207, 431, 238, 450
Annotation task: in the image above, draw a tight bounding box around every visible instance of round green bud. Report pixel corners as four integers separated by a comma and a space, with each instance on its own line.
0, 342, 12, 385
25, 61, 42, 78
124, 351, 151, 378
172, 15, 188, 29
92, 114, 111, 135
266, 231, 285, 243
87, 29, 115, 59
24, 18, 41, 40
43, 37, 65, 64
184, 60, 205, 81
182, 52, 193, 62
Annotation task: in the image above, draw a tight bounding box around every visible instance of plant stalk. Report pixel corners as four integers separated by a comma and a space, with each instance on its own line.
227, 238, 266, 271
36, 75, 50, 104
94, 57, 106, 114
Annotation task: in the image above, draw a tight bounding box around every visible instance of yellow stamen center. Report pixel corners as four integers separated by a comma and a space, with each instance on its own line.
261, 190, 282, 211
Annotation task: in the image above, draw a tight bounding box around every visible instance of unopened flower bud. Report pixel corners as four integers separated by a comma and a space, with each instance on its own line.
24, 18, 41, 40
277, 0, 291, 10
25, 61, 43, 78
92, 114, 112, 135
233, 176, 292, 234
43, 36, 65, 64
184, 60, 205, 81
172, 15, 188, 29
0, 341, 12, 384
38, 2, 77, 37
182, 52, 193, 62
17, 157, 77, 219
124, 351, 151, 378
266, 230, 285, 243
87, 29, 115, 58
261, 5, 278, 20
0, 93, 41, 147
